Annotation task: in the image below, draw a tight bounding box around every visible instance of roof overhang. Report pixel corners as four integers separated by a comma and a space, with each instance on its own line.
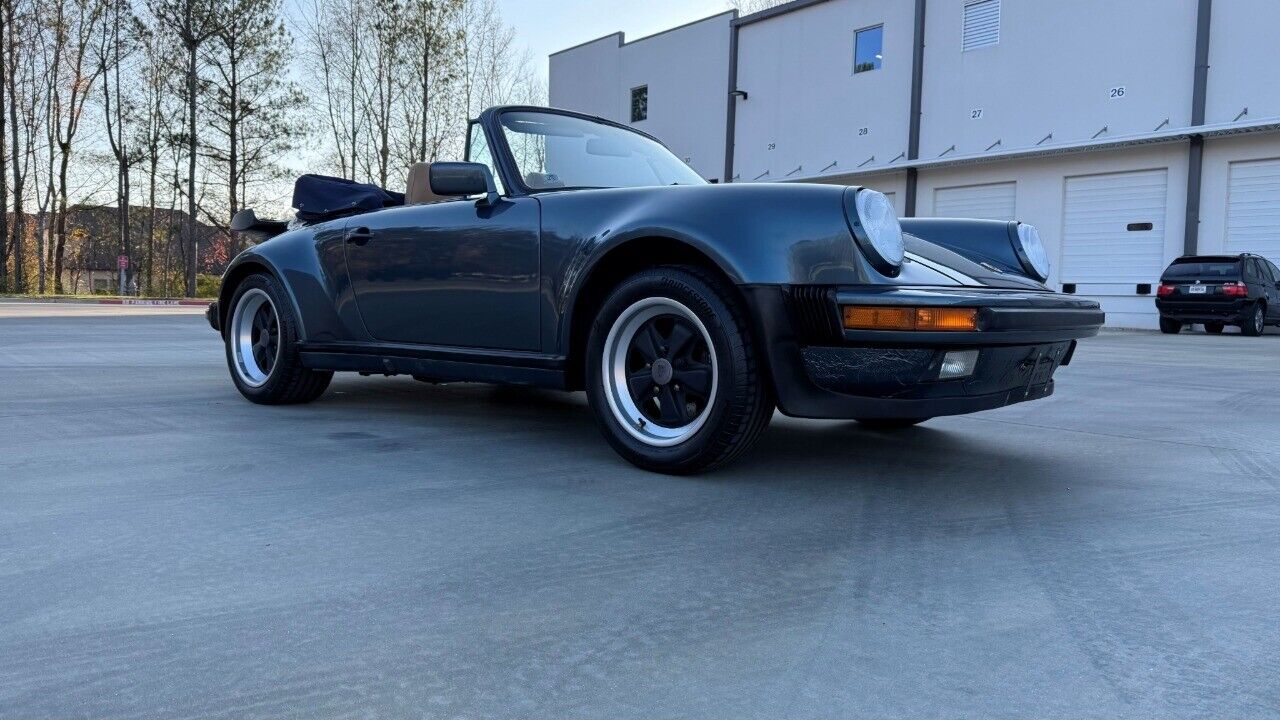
776, 117, 1280, 183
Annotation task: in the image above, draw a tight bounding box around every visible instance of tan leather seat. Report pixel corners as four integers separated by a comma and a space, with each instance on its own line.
405, 162, 450, 205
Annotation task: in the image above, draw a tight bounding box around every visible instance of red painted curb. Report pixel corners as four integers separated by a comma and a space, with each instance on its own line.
97, 299, 211, 307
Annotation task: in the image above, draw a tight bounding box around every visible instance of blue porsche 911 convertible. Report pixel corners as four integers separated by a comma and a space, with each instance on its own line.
209, 105, 1104, 474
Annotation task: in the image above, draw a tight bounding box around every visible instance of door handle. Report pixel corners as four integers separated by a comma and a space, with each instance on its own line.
345, 227, 373, 245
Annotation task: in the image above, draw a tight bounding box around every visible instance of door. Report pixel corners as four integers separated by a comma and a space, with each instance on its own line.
343, 198, 542, 351
1258, 259, 1280, 321
1061, 169, 1168, 285
932, 182, 1016, 221
1225, 158, 1280, 264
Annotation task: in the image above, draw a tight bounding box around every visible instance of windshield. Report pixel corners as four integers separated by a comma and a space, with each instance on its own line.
498, 111, 706, 191
1162, 261, 1240, 279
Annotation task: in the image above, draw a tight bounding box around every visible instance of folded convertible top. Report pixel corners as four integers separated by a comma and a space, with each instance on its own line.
292, 174, 405, 223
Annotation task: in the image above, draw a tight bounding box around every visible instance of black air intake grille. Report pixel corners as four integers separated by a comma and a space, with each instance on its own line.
784, 286, 841, 344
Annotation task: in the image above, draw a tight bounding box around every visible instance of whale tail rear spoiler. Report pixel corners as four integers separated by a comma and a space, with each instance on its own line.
230, 209, 289, 243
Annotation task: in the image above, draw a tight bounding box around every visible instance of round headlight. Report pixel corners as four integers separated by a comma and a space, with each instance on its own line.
848, 188, 905, 276
1014, 223, 1051, 282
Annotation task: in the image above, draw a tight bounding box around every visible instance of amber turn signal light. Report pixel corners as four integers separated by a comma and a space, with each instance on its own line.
842, 306, 979, 332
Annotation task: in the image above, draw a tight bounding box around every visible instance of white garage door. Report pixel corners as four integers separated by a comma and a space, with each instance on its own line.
1226, 158, 1280, 265
1061, 169, 1168, 284
932, 182, 1016, 221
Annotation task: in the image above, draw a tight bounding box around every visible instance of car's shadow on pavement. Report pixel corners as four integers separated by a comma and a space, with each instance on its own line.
313, 376, 1062, 498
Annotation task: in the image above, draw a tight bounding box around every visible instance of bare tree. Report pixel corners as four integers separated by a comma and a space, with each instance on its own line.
726, 0, 790, 15
48, 0, 108, 294
98, 0, 141, 293
146, 0, 222, 296
3, 0, 40, 292
133, 26, 166, 294
37, 38, 57, 293
347, 0, 402, 188
460, 0, 539, 120
204, 0, 303, 251
295, 0, 542, 191
401, 0, 463, 165
298, 0, 363, 180
1, 0, 9, 292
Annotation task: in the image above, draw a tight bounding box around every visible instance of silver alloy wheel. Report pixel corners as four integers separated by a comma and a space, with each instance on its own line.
230, 288, 281, 388
602, 297, 719, 447
1254, 306, 1265, 334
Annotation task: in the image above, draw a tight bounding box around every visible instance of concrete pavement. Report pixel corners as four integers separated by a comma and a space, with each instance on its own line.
1, 302, 1278, 718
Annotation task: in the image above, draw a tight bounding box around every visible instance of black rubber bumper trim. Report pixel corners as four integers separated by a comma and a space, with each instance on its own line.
206, 302, 220, 333
742, 285, 1099, 420
834, 288, 1105, 346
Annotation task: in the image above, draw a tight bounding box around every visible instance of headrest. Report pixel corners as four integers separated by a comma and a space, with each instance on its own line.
525, 172, 565, 189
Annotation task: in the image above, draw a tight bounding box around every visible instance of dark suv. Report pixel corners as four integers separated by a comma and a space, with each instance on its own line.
1156, 254, 1280, 336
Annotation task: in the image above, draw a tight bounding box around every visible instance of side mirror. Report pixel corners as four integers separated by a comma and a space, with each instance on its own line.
429, 162, 498, 205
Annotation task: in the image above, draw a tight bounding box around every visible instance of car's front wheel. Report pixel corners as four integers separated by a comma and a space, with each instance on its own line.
1159, 317, 1182, 334
1241, 303, 1266, 337
585, 266, 773, 474
225, 273, 333, 404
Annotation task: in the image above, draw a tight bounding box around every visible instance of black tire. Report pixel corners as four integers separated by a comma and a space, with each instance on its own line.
224, 273, 333, 404
855, 417, 930, 430
1159, 317, 1182, 334
585, 266, 774, 474
1240, 303, 1265, 337
1204, 322, 1225, 334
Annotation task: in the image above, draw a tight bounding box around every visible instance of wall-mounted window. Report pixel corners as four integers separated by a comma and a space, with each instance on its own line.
853, 25, 883, 74
962, 0, 1000, 52
630, 86, 648, 123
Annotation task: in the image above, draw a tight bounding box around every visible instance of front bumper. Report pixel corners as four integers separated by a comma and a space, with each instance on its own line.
743, 285, 1104, 420
206, 301, 220, 333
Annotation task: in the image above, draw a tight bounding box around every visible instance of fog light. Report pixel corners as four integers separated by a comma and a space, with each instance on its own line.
939, 350, 979, 380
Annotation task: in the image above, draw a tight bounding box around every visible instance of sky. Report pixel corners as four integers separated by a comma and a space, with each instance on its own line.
46, 0, 740, 217
497, 0, 733, 81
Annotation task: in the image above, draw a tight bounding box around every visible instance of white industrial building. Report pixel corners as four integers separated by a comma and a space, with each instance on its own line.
549, 0, 1280, 328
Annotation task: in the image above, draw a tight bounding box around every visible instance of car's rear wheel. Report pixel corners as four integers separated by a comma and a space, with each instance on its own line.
1204, 322, 1225, 334
855, 417, 930, 430
226, 273, 332, 404
585, 266, 773, 474
1241, 303, 1265, 337
1159, 317, 1182, 334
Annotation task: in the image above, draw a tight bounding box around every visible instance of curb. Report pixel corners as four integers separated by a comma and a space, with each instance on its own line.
1, 297, 210, 307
